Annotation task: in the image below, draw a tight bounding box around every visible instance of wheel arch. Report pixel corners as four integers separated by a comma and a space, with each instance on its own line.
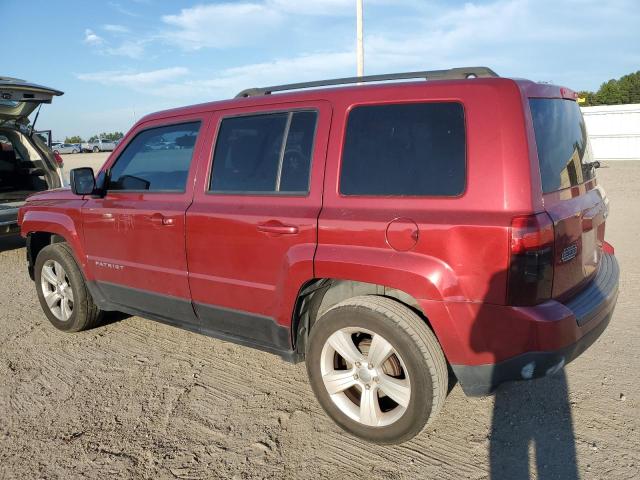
23, 210, 88, 281
25, 231, 73, 279
291, 278, 456, 361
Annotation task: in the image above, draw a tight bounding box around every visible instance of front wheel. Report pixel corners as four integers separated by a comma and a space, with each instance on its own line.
306, 295, 448, 444
92, 146, 99, 153
34, 243, 101, 332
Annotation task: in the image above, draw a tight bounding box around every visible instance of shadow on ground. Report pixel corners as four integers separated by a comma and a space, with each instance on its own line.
99, 310, 133, 328
489, 371, 579, 480
472, 270, 580, 479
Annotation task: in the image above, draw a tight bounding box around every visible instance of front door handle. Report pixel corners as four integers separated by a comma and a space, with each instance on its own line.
150, 213, 176, 226
257, 220, 299, 235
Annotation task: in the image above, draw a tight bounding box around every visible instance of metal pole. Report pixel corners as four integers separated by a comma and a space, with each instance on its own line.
356, 0, 364, 77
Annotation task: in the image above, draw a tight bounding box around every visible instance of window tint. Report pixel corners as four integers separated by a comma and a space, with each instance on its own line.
280, 111, 316, 192
529, 99, 595, 193
340, 102, 466, 196
109, 122, 200, 192
210, 111, 317, 194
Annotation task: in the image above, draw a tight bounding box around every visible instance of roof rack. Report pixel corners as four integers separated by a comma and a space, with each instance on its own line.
235, 66, 499, 98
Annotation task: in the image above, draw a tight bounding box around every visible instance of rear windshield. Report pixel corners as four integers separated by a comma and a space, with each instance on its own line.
529, 98, 595, 193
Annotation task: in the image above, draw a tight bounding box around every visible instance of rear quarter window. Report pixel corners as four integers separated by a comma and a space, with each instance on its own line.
340, 102, 466, 196
529, 98, 596, 193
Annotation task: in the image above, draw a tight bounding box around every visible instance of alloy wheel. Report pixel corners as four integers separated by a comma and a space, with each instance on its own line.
320, 327, 411, 427
40, 259, 74, 321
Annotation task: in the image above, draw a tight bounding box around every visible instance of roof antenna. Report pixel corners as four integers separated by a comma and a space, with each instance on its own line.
28, 104, 43, 138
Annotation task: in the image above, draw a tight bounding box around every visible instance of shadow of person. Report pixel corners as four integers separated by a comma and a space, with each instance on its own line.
468, 270, 580, 480
489, 371, 579, 480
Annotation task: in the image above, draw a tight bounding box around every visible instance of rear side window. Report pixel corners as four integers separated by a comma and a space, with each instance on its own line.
109, 122, 200, 192
340, 102, 466, 196
529, 98, 595, 193
209, 111, 317, 194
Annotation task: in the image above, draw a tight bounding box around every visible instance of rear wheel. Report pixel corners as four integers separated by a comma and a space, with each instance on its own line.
34, 243, 101, 332
306, 295, 448, 444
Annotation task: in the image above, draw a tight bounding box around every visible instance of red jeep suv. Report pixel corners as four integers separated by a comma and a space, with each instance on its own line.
19, 67, 619, 444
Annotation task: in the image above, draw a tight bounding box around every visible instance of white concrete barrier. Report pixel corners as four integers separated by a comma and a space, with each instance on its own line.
582, 104, 640, 160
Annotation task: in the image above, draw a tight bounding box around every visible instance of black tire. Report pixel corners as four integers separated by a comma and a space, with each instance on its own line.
306, 295, 448, 444
92, 146, 99, 153
34, 243, 101, 332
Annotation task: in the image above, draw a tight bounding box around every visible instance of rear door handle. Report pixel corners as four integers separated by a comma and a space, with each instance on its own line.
257, 221, 299, 235
150, 213, 176, 226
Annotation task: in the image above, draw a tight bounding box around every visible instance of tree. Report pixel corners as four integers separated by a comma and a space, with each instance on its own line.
88, 132, 125, 143
579, 71, 640, 106
65, 135, 83, 144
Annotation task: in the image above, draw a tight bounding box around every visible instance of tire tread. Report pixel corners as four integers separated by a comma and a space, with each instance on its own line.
324, 295, 448, 431
36, 242, 101, 332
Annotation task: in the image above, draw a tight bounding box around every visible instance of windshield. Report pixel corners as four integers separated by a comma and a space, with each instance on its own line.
529, 98, 596, 193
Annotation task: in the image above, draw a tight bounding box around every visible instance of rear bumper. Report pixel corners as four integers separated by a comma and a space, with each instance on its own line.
450, 253, 619, 396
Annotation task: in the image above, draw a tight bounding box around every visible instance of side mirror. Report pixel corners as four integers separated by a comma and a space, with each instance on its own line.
70, 167, 96, 195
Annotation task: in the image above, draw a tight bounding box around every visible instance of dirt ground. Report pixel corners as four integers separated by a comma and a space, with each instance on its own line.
0, 161, 638, 480
60, 152, 111, 182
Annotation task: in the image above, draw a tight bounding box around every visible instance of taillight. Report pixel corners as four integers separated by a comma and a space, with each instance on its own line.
603, 241, 615, 255
507, 212, 554, 305
54, 152, 64, 168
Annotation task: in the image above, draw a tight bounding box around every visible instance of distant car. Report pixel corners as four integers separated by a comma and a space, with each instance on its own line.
144, 137, 177, 151
81, 138, 117, 153
0, 76, 65, 235
52, 143, 79, 154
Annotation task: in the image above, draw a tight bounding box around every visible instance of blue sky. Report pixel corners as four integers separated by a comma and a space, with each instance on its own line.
3, 0, 639, 140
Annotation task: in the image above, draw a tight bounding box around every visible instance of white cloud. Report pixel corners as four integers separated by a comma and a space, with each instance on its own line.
211, 51, 355, 87
265, 0, 411, 15
176, 51, 355, 99
84, 25, 145, 58
83, 29, 104, 45
162, 3, 284, 50
159, 0, 405, 50
79, 0, 640, 103
108, 2, 139, 17
265, 0, 354, 15
74, 51, 356, 101
103, 24, 130, 33
76, 67, 190, 90
104, 41, 146, 59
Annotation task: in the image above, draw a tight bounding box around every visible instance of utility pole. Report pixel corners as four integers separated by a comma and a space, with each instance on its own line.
356, 0, 364, 77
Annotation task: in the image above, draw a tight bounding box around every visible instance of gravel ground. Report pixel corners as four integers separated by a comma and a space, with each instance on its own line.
60, 152, 111, 182
0, 161, 638, 480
